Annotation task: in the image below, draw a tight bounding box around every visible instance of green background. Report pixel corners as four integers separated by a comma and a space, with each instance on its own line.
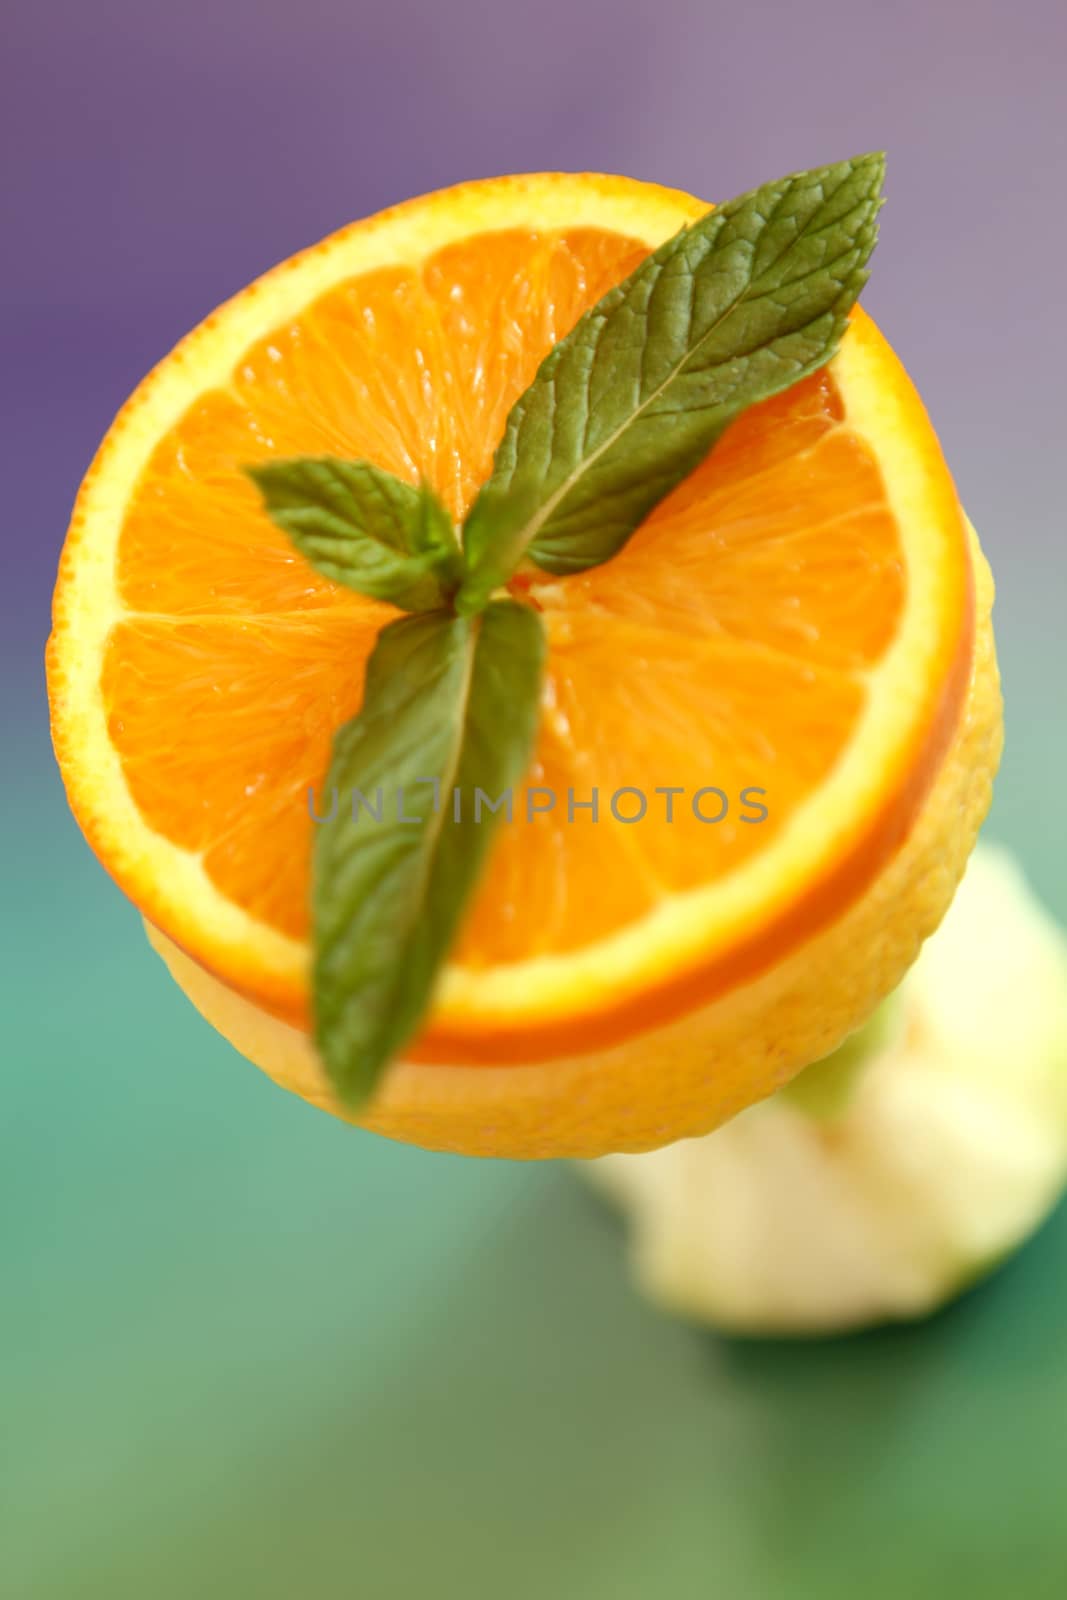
6, 0, 1067, 1594
6, 799, 1067, 1596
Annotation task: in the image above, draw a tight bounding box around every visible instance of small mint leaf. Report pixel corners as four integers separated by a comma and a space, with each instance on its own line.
459, 153, 884, 606
247, 458, 462, 613
313, 600, 545, 1105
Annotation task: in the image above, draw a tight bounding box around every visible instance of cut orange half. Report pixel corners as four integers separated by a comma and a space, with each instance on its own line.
48, 173, 1001, 1157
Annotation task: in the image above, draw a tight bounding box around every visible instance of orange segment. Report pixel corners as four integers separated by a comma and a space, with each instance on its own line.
48, 172, 992, 1135
101, 611, 381, 937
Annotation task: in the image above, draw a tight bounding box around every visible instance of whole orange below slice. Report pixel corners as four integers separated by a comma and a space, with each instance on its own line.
48, 173, 1002, 1157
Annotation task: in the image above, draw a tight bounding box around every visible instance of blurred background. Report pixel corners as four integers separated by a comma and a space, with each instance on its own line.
4, 1, 1067, 1593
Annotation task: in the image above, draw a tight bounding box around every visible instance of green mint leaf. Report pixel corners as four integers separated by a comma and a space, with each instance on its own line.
247, 458, 462, 613
458, 153, 884, 606
313, 600, 545, 1105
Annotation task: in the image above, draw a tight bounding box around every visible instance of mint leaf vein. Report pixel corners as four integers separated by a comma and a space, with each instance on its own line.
458, 153, 884, 602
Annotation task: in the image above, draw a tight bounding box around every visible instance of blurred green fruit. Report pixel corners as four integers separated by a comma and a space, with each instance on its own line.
584, 844, 1067, 1335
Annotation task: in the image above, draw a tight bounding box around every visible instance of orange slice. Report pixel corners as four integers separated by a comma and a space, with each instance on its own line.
47, 173, 1002, 1157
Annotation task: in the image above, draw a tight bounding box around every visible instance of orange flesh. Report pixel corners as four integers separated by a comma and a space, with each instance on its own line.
103, 224, 932, 1044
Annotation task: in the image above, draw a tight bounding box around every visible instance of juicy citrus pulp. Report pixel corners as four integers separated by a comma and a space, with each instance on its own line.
48, 173, 1001, 1156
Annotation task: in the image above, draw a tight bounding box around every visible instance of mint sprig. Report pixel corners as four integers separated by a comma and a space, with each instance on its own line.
246, 154, 885, 1106
313, 603, 544, 1103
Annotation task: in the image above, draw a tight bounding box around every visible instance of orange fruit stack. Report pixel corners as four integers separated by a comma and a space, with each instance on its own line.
48, 174, 1002, 1157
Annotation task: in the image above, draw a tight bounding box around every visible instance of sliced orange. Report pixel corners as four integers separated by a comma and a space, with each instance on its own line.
48, 173, 1002, 1157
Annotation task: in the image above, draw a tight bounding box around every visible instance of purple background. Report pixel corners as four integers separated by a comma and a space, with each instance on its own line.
5, 4, 1067, 1595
